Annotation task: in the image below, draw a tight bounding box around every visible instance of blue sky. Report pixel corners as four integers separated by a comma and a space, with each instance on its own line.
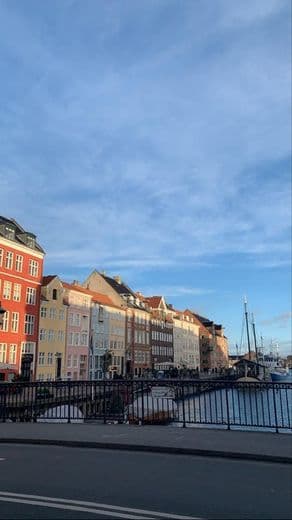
0, 0, 291, 355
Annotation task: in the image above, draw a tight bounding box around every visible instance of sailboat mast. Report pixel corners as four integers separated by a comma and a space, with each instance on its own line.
251, 313, 259, 364
244, 296, 251, 361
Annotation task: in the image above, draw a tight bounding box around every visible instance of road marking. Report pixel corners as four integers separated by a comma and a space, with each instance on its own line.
0, 497, 153, 519
0, 491, 201, 519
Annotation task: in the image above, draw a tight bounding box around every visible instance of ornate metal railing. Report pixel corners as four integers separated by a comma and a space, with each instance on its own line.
0, 380, 291, 432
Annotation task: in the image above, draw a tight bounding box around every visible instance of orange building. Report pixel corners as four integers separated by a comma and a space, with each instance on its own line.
0, 217, 45, 381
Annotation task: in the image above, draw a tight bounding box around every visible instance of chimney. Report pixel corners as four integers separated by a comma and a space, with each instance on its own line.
114, 275, 122, 284
72, 280, 80, 286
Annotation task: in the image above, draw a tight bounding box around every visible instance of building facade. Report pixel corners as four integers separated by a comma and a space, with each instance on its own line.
89, 293, 126, 380
36, 276, 67, 381
63, 283, 91, 380
171, 310, 200, 370
0, 217, 45, 381
141, 296, 174, 371
84, 271, 151, 377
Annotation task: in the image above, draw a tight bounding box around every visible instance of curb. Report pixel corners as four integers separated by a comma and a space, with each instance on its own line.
1, 438, 291, 464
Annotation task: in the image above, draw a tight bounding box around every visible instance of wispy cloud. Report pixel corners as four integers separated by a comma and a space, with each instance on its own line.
140, 285, 215, 298
259, 312, 292, 327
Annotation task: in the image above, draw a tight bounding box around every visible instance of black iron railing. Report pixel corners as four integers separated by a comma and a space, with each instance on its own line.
0, 380, 291, 432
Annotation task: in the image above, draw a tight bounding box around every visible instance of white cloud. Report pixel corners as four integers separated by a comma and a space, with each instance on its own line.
0, 0, 290, 275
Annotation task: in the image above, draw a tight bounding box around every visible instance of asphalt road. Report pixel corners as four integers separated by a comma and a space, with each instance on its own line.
0, 444, 291, 519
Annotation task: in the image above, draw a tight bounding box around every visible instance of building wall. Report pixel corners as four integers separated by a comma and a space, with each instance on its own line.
173, 315, 200, 370
126, 308, 151, 377
35, 278, 67, 381
64, 287, 91, 380
89, 302, 126, 379
0, 236, 44, 381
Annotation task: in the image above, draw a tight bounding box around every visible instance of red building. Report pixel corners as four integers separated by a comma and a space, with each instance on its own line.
0, 217, 45, 381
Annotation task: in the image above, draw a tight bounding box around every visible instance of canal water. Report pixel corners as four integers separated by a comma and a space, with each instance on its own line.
175, 386, 292, 432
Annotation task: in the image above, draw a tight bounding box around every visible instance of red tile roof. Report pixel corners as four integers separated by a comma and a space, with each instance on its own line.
42, 275, 57, 286
62, 282, 120, 308
144, 296, 163, 309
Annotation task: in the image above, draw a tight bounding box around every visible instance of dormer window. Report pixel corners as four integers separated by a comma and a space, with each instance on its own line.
52, 289, 57, 300
5, 226, 15, 240
27, 236, 36, 248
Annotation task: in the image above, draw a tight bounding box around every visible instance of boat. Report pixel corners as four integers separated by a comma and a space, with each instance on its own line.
270, 368, 292, 383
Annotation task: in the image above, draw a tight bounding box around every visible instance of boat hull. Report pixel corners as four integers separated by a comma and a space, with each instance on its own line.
270, 371, 292, 383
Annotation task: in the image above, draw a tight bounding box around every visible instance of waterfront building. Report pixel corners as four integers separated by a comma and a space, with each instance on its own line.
89, 293, 126, 380
62, 282, 91, 380
186, 311, 229, 371
139, 295, 174, 371
36, 276, 67, 381
83, 271, 151, 377
0, 217, 45, 381
168, 309, 200, 370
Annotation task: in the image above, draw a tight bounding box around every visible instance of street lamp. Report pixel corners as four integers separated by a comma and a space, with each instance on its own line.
0, 301, 6, 329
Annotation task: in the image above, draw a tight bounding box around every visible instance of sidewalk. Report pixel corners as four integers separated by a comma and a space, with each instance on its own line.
0, 423, 291, 463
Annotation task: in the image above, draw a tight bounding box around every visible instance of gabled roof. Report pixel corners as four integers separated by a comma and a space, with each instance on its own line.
0, 216, 45, 254
184, 310, 211, 337
101, 274, 135, 296
62, 281, 119, 308
42, 275, 58, 286
144, 296, 163, 309
100, 274, 148, 311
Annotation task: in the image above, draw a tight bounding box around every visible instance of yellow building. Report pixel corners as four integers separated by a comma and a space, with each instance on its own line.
36, 276, 67, 381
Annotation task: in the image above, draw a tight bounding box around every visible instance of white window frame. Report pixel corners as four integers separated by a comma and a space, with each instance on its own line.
3, 281, 12, 300
15, 254, 23, 272
0, 344, 7, 363
13, 283, 21, 301
26, 287, 36, 305
24, 314, 35, 335
5, 251, 13, 269
9, 344, 17, 364
11, 312, 19, 333
2, 311, 9, 332
29, 259, 39, 277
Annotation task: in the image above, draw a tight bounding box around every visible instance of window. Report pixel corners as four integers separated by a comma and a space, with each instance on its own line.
3, 281, 11, 300
29, 259, 39, 277
40, 306, 47, 318
2, 311, 9, 332
67, 355, 72, 368
15, 254, 23, 272
74, 314, 80, 326
47, 330, 54, 342
81, 333, 88, 346
81, 315, 88, 330
0, 344, 7, 363
0, 248, 3, 266
26, 287, 36, 305
57, 330, 64, 342
39, 329, 46, 341
69, 313, 74, 326
69, 332, 73, 345
49, 308, 57, 320
73, 355, 78, 368
47, 353, 53, 365
73, 333, 79, 346
24, 314, 35, 335
13, 283, 21, 301
5, 251, 13, 269
21, 342, 35, 354
59, 309, 65, 320
9, 344, 17, 364
38, 352, 45, 365
11, 312, 19, 333
52, 289, 57, 300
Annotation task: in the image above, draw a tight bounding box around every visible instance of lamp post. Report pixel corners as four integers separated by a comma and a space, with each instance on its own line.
0, 301, 6, 329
